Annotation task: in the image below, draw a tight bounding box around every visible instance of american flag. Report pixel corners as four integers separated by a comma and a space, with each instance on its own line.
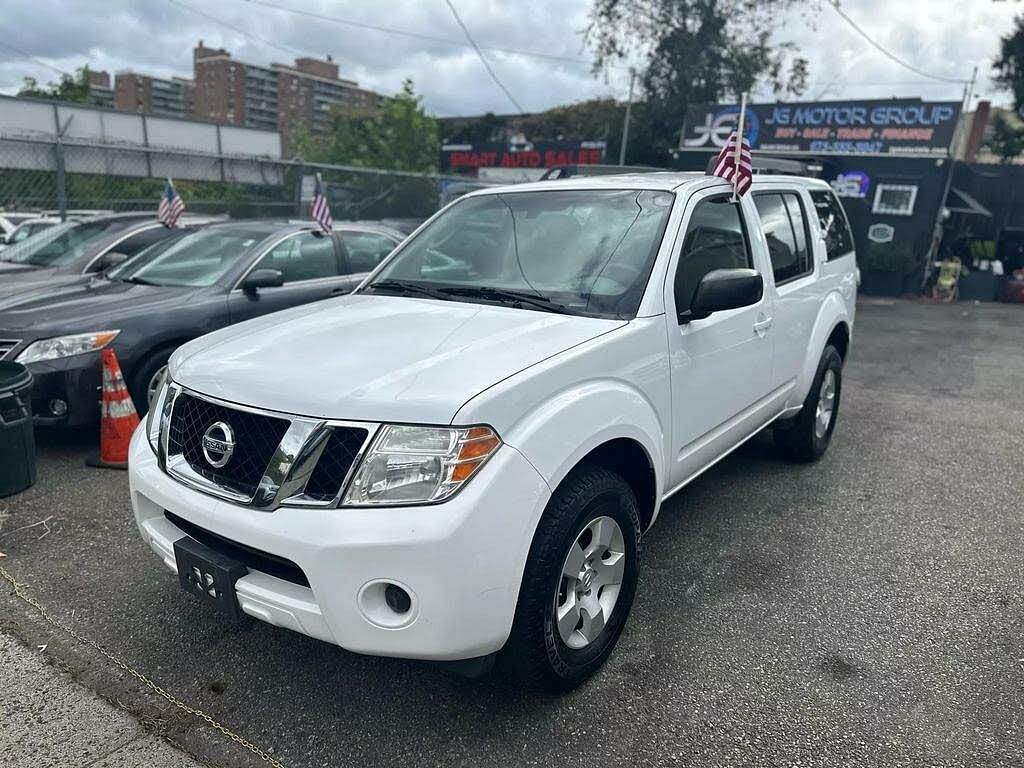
310, 174, 333, 233
710, 131, 753, 197
157, 178, 185, 228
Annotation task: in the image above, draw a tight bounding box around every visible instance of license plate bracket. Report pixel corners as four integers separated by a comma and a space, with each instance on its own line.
173, 536, 248, 618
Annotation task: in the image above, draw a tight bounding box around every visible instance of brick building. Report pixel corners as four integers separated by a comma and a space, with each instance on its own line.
189, 41, 379, 137
114, 72, 193, 118
87, 70, 113, 108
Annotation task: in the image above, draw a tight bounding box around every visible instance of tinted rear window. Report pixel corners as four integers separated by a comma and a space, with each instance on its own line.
810, 190, 854, 260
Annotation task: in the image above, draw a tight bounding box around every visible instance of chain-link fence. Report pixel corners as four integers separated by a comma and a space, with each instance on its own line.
0, 134, 479, 225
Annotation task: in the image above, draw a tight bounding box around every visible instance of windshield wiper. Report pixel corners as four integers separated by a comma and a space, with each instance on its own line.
365, 279, 452, 301
122, 275, 158, 286
439, 286, 574, 315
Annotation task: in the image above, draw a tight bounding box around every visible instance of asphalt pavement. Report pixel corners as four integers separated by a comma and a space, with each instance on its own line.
1, 297, 1022, 768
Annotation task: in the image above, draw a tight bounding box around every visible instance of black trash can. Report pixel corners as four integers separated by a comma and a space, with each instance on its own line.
0, 361, 36, 498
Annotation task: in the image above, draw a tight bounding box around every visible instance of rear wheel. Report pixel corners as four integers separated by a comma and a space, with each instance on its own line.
774, 344, 843, 461
503, 464, 640, 692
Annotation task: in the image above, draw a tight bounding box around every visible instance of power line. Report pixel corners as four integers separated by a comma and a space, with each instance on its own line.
827, 1, 968, 85
168, 0, 306, 59
443, 0, 525, 114
238, 0, 597, 67
0, 41, 73, 79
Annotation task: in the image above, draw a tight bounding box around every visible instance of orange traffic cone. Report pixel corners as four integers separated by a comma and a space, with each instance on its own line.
86, 349, 140, 470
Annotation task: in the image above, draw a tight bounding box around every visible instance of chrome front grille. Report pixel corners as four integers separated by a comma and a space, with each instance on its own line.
160, 386, 375, 509
0, 339, 21, 360
167, 393, 290, 498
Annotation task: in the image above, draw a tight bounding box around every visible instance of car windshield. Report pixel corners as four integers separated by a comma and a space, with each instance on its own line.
107, 226, 268, 287
0, 219, 138, 267
363, 189, 674, 319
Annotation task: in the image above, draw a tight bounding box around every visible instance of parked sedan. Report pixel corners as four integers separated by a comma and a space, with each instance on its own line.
1, 217, 61, 249
0, 212, 220, 295
0, 220, 401, 425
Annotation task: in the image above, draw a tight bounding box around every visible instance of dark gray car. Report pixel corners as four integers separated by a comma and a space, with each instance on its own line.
0, 220, 402, 425
0, 212, 221, 295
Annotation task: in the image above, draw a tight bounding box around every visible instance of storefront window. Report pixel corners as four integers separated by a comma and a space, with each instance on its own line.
872, 184, 918, 216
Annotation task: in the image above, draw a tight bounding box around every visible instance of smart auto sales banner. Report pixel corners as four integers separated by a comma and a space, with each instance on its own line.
440, 140, 606, 172
680, 99, 961, 156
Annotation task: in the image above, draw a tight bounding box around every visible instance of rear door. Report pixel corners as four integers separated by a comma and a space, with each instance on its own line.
334, 229, 401, 289
664, 189, 776, 488
228, 231, 348, 323
751, 188, 819, 391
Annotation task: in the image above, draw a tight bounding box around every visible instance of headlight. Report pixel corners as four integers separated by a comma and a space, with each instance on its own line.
16, 331, 120, 365
341, 424, 501, 506
146, 377, 173, 455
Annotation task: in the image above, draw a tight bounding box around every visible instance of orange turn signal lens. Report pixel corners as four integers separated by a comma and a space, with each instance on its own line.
450, 459, 483, 483
458, 434, 501, 461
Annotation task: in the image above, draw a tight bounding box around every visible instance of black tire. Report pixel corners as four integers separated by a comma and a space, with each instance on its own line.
503, 463, 641, 692
774, 344, 843, 462
129, 347, 174, 417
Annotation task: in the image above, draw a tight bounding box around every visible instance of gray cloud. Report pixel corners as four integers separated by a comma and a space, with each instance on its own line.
0, 0, 1017, 116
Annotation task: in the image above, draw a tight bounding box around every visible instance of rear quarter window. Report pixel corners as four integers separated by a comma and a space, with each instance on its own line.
809, 189, 854, 261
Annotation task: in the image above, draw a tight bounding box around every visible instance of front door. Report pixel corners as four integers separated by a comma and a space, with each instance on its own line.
229, 231, 349, 323
664, 191, 777, 489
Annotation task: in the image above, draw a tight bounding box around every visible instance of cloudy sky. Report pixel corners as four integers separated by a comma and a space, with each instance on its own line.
0, 0, 1018, 117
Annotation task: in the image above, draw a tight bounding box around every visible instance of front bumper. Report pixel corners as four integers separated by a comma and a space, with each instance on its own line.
128, 425, 552, 660
26, 352, 103, 426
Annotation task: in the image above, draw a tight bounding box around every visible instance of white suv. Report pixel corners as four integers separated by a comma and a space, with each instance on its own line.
130, 172, 857, 691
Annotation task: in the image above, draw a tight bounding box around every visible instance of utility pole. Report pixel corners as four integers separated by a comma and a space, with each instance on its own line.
921, 65, 978, 290
618, 68, 636, 167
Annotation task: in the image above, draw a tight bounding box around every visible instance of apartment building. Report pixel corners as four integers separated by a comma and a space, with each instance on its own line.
87, 70, 114, 109
190, 41, 379, 136
114, 72, 194, 118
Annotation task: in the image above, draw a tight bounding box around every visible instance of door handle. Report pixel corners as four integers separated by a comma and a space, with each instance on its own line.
753, 317, 773, 335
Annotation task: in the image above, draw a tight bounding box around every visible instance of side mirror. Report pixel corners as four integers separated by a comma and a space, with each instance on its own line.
680, 268, 763, 323
242, 268, 284, 293
98, 251, 129, 269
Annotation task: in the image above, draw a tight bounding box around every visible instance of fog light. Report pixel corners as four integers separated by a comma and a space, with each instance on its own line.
357, 579, 418, 629
49, 399, 68, 416
384, 583, 411, 614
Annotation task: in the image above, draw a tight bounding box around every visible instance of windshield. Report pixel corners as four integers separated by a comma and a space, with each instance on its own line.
363, 189, 674, 318
108, 226, 268, 287
0, 219, 138, 267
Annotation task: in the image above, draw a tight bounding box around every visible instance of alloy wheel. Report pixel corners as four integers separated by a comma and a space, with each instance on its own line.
815, 368, 837, 439
554, 515, 626, 650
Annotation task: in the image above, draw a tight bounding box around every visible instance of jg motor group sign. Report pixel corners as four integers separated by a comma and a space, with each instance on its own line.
681, 99, 961, 156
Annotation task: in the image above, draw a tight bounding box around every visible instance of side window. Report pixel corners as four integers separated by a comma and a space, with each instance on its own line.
339, 231, 397, 274
810, 190, 854, 261
753, 192, 812, 285
113, 227, 173, 256
674, 196, 752, 314
253, 232, 339, 284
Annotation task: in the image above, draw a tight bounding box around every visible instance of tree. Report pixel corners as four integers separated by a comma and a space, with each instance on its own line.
989, 14, 1024, 163
586, 0, 810, 160
988, 113, 1024, 164
290, 78, 438, 173
994, 14, 1024, 113
18, 66, 95, 105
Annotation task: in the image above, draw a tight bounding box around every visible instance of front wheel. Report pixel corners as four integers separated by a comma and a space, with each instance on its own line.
774, 344, 843, 461
503, 464, 641, 692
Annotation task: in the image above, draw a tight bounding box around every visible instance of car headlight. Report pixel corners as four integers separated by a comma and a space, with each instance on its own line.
146, 377, 173, 455
341, 424, 501, 506
16, 331, 120, 365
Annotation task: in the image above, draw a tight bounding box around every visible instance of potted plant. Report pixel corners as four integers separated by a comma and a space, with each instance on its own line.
859, 242, 919, 297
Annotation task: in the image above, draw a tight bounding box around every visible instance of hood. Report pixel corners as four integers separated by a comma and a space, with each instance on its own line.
0, 278, 198, 333
172, 294, 625, 425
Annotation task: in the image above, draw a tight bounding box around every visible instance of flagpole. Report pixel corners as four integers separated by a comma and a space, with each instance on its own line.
732, 92, 748, 202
